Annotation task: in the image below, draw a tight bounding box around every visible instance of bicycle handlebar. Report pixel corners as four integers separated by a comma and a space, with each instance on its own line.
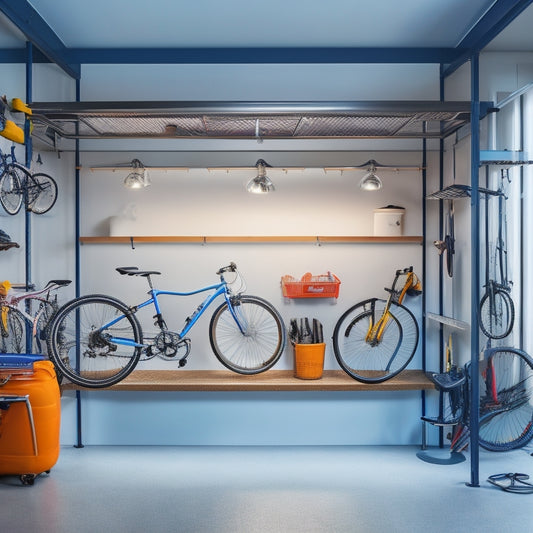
216, 262, 237, 276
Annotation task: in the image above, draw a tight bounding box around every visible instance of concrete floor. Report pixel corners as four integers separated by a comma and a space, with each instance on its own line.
1, 445, 532, 533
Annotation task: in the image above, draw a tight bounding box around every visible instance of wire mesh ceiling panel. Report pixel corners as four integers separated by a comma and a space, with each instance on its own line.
29, 101, 480, 140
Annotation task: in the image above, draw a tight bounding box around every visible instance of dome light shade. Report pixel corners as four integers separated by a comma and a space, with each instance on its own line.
359, 161, 383, 191
124, 159, 151, 189
246, 159, 275, 194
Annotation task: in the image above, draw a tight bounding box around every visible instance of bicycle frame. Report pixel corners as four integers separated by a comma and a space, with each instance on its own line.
365, 268, 417, 345
102, 280, 243, 350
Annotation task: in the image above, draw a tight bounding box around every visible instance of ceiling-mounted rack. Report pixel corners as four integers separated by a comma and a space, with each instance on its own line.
29, 100, 495, 141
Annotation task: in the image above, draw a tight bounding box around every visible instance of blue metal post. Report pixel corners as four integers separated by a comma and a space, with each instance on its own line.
420, 133, 427, 449
74, 78, 84, 449
24, 41, 33, 350
469, 53, 481, 487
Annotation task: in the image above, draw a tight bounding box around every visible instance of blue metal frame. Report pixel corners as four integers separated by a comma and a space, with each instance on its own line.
0, 0, 80, 78
469, 53, 481, 488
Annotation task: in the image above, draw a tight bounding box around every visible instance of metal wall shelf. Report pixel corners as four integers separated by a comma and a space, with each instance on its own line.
426, 184, 501, 200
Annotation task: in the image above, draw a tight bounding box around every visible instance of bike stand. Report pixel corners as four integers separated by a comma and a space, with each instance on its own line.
416, 448, 466, 465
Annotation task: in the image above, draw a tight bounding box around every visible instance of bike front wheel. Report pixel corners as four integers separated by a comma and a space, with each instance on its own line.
333, 298, 419, 383
479, 287, 515, 339
27, 172, 58, 214
47, 294, 143, 388
478, 347, 533, 451
209, 295, 286, 374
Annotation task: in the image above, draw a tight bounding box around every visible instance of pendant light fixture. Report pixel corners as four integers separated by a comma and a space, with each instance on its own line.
246, 159, 275, 194
359, 160, 383, 191
124, 159, 151, 189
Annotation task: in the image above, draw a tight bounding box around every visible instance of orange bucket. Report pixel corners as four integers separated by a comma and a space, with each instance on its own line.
294, 343, 325, 380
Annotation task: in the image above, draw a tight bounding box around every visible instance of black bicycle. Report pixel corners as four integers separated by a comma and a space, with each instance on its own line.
479, 169, 514, 340
0, 146, 58, 215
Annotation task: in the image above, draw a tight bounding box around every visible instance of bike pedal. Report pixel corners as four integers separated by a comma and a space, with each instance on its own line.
178, 358, 187, 367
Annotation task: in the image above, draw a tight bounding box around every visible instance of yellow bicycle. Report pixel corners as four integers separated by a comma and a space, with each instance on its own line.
333, 267, 422, 383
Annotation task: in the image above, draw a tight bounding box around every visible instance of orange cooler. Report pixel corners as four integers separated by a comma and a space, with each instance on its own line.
0, 357, 61, 483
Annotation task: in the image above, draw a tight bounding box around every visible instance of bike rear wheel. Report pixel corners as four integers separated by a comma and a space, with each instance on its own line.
0, 164, 26, 215
479, 287, 514, 339
0, 305, 27, 353
209, 295, 285, 374
27, 172, 58, 214
333, 298, 419, 383
478, 347, 533, 451
47, 294, 142, 388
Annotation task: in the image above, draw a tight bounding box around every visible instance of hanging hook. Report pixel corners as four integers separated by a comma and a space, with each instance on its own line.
130, 236, 135, 250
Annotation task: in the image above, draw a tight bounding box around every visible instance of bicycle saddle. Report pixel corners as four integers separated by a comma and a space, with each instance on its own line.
46, 280, 72, 287
116, 266, 161, 277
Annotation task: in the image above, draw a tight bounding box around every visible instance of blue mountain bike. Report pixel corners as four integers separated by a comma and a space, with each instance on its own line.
47, 263, 286, 388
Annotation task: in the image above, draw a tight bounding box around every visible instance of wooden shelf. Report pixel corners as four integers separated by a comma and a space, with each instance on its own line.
80, 235, 423, 245
61, 369, 433, 392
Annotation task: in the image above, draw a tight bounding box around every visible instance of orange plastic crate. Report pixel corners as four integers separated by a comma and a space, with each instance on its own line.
281, 272, 341, 299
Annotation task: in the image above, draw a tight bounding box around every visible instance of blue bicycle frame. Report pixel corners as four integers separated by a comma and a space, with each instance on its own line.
102, 280, 246, 349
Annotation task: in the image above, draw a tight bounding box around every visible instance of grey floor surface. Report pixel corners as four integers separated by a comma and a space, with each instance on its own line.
1, 445, 532, 533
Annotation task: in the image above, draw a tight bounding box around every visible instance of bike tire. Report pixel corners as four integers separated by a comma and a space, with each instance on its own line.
0, 305, 28, 353
47, 294, 143, 388
445, 235, 454, 278
478, 347, 533, 451
0, 165, 25, 215
479, 287, 515, 339
27, 172, 58, 214
209, 295, 286, 374
332, 298, 419, 383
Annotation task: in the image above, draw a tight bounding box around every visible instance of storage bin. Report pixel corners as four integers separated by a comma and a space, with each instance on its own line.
294, 343, 326, 380
373, 205, 405, 236
0, 357, 61, 484
281, 273, 341, 299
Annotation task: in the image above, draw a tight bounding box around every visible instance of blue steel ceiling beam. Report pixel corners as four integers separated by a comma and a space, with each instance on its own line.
67, 46, 461, 65
443, 0, 533, 77
0, 48, 48, 62
0, 0, 80, 78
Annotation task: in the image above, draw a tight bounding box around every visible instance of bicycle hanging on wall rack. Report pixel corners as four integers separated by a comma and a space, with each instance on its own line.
479, 168, 515, 340
47, 263, 286, 388
332, 266, 421, 383
0, 145, 58, 215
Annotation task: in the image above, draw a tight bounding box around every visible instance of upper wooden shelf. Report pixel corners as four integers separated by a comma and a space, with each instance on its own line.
61, 369, 433, 392
80, 235, 423, 245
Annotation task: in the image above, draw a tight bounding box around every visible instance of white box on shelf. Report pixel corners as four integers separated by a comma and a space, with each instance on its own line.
373, 205, 405, 236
